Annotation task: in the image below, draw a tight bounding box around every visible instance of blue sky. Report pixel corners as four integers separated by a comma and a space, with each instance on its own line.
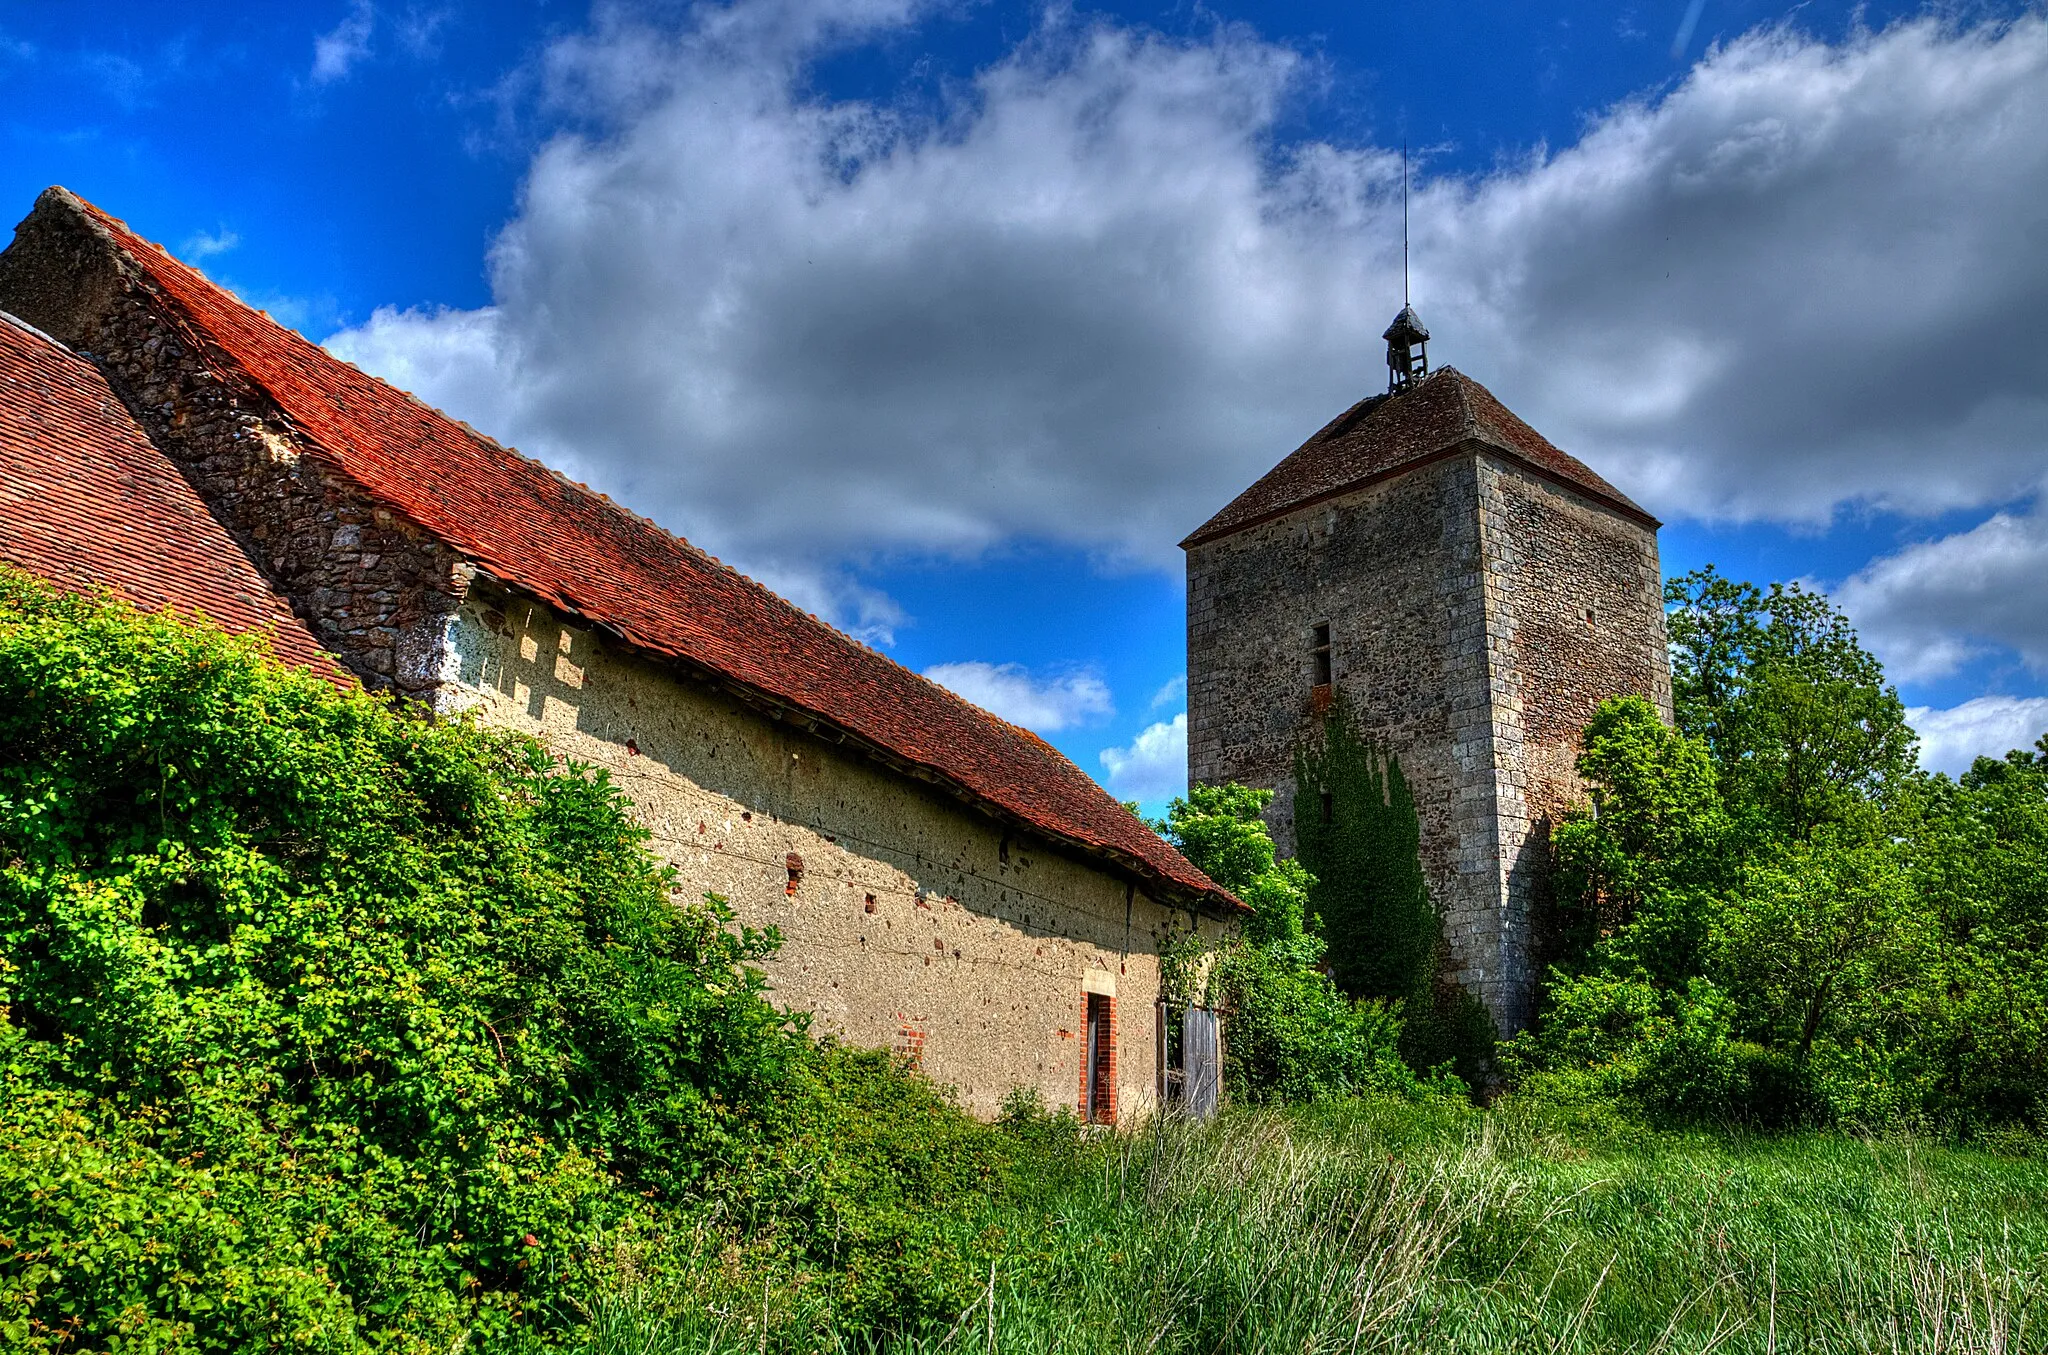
5, 0, 2046, 812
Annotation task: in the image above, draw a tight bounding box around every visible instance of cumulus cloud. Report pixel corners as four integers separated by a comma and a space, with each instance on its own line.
181, 229, 239, 260
1836, 507, 2048, 682
923, 661, 1112, 732
325, 4, 2048, 626
1100, 713, 1188, 801
313, 1, 375, 83
1439, 15, 2048, 526
1908, 696, 2048, 777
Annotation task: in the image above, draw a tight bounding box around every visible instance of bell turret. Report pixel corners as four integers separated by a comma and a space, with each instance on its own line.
1384, 304, 1430, 392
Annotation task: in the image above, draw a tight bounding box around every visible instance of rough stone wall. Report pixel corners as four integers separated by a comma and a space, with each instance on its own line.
1186, 451, 1510, 1000
0, 194, 470, 696
1187, 445, 1671, 1033
438, 582, 1231, 1120
1473, 455, 1671, 1026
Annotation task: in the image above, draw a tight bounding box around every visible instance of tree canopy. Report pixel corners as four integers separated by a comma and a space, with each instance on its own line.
1513, 568, 2048, 1133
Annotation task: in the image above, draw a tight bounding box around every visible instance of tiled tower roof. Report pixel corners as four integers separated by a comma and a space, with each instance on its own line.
42, 188, 1237, 914
1183, 366, 1657, 547
0, 306, 338, 676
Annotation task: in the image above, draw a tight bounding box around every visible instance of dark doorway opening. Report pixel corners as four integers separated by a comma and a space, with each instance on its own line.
1083, 992, 1114, 1123
1156, 1001, 1222, 1119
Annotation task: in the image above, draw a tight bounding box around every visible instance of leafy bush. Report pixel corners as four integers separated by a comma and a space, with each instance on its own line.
0, 574, 811, 1350
1502, 973, 1813, 1127
712, 1044, 1023, 1331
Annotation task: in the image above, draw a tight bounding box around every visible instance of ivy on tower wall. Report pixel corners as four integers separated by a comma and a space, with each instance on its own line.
1295, 701, 1495, 1083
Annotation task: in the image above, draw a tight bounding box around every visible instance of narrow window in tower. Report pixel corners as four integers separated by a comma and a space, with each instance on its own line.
1311, 622, 1333, 686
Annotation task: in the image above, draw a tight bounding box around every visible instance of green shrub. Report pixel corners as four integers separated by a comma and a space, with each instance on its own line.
714, 1044, 1021, 1331
0, 574, 806, 1350
1503, 971, 1815, 1128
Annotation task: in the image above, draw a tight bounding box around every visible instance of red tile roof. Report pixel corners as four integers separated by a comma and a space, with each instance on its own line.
0, 306, 339, 677
51, 190, 1235, 913
1183, 366, 1658, 547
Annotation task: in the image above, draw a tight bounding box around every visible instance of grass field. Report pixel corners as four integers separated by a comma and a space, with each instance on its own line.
580, 1098, 2048, 1354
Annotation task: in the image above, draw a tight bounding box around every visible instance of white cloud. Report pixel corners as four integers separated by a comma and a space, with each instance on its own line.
1149, 675, 1187, 710
181, 229, 239, 260
324, 4, 2048, 629
313, 1, 375, 83
1908, 696, 2048, 777
923, 661, 1113, 732
1835, 507, 2048, 682
1100, 713, 1188, 801
1435, 15, 2048, 527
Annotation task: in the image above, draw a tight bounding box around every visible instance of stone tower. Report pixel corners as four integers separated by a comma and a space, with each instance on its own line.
1183, 314, 1671, 1033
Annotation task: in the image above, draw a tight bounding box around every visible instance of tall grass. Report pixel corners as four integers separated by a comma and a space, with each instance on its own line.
577, 1101, 2048, 1354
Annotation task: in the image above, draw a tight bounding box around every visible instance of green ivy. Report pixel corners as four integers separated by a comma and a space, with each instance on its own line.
1293, 703, 1493, 1086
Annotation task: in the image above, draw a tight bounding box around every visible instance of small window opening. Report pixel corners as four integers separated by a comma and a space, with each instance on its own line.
741, 811, 752, 822
1583, 606, 1598, 626
1311, 622, 1333, 686
624, 738, 639, 756
785, 852, 804, 896
1320, 789, 1334, 823
863, 893, 876, 913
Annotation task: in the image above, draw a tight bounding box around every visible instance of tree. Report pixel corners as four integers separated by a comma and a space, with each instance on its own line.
1665, 567, 1916, 845
1906, 737, 2048, 1127
1521, 573, 2045, 1131
1713, 829, 1927, 1064
1549, 695, 1726, 982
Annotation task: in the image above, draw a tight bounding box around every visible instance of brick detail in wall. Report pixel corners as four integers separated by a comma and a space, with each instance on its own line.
892, 1014, 926, 1071
1077, 994, 1117, 1124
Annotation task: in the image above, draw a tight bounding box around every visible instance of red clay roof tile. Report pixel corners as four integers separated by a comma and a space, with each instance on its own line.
57, 191, 1235, 913
0, 307, 340, 678
1183, 366, 1657, 547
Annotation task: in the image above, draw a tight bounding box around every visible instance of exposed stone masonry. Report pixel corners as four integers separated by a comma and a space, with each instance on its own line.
0, 194, 472, 695
1189, 412, 1670, 1033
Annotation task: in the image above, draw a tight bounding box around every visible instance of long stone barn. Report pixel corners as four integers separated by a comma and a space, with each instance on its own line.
0, 187, 1242, 1123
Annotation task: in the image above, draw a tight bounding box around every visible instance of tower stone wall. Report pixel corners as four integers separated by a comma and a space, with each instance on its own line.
1188, 430, 1669, 1033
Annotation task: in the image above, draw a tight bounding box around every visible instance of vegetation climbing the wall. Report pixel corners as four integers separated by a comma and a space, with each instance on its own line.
0, 573, 1024, 1351
1293, 705, 1494, 1085
1153, 785, 1451, 1104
